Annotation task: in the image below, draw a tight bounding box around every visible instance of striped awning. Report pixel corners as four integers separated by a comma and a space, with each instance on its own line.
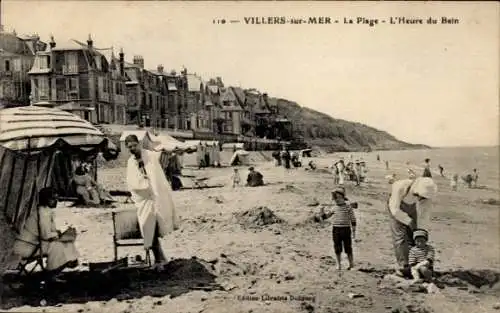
0, 106, 106, 151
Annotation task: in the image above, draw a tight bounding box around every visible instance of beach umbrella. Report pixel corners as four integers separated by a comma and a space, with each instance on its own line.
0, 105, 113, 153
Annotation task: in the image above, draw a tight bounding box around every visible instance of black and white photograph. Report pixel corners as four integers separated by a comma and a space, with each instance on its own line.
0, 1, 498, 312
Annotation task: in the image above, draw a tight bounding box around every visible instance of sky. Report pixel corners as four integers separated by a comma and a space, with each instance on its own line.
2, 1, 498, 147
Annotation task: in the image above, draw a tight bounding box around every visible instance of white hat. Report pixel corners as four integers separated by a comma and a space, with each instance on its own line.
410, 177, 438, 199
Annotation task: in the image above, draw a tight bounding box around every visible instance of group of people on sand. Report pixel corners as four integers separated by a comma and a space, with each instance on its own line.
196, 142, 221, 169
231, 166, 265, 188
272, 149, 302, 169
405, 158, 480, 191
326, 154, 438, 287
330, 156, 368, 186
11, 142, 442, 288
10, 134, 180, 282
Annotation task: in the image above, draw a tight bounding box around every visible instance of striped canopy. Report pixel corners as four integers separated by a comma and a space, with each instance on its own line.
0, 106, 106, 151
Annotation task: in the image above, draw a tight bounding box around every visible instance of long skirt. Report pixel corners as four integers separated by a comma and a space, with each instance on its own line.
387, 200, 417, 269
76, 186, 100, 205
13, 240, 79, 271
338, 172, 345, 185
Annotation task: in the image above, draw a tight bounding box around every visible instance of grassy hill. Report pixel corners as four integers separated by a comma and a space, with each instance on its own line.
273, 98, 430, 152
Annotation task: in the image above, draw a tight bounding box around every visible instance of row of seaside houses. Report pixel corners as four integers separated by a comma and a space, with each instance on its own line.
0, 30, 293, 142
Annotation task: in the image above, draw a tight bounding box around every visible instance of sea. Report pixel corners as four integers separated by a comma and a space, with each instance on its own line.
337, 146, 499, 190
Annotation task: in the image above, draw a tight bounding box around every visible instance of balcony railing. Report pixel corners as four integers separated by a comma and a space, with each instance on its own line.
62, 64, 79, 75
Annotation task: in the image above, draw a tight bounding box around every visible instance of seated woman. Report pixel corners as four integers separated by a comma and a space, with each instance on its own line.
73, 165, 114, 206
12, 187, 79, 282
246, 167, 264, 187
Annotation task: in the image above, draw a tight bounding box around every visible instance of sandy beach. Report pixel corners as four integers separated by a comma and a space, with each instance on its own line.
2, 152, 499, 313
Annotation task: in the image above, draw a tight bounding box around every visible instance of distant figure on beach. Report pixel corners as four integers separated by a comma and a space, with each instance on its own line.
197, 142, 204, 168
282, 149, 291, 169
336, 159, 346, 185
308, 160, 317, 171
272, 150, 282, 166
246, 167, 264, 187
231, 168, 241, 188
462, 169, 478, 189
438, 165, 444, 177
385, 160, 389, 170
450, 173, 458, 191
359, 161, 367, 182
387, 177, 437, 278
204, 143, 210, 168
472, 169, 479, 188
353, 160, 362, 186
423, 159, 432, 178
330, 161, 339, 183
377, 154, 380, 162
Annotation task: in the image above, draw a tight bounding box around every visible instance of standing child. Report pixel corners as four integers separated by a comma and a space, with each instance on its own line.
409, 229, 435, 283
231, 168, 241, 188
330, 187, 357, 271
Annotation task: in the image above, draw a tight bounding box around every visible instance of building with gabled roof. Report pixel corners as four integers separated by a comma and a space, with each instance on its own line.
124, 55, 163, 128
28, 34, 128, 124
0, 29, 46, 104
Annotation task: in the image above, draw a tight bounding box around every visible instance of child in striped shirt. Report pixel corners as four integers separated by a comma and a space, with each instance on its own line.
409, 229, 435, 283
330, 187, 357, 271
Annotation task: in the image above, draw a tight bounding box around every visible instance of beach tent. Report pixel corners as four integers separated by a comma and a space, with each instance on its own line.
0, 105, 118, 272
184, 140, 218, 147
230, 150, 250, 166
180, 140, 220, 168
154, 134, 196, 152
222, 142, 244, 151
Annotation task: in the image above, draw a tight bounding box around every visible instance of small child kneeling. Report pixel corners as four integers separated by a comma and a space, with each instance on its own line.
409, 229, 436, 283
330, 187, 357, 271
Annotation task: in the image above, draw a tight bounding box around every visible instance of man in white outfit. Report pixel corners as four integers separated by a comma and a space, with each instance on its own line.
125, 134, 178, 267
387, 177, 437, 277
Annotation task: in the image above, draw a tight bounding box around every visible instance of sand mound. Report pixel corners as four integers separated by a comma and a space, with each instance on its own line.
278, 184, 306, 194
436, 269, 500, 289
235, 206, 284, 228
304, 209, 331, 225
163, 257, 219, 281
478, 198, 500, 206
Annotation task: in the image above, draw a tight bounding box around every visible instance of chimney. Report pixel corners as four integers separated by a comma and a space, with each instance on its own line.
157, 64, 164, 73
216, 77, 224, 87
119, 48, 124, 76
49, 35, 56, 49
133, 55, 144, 69
87, 34, 93, 48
